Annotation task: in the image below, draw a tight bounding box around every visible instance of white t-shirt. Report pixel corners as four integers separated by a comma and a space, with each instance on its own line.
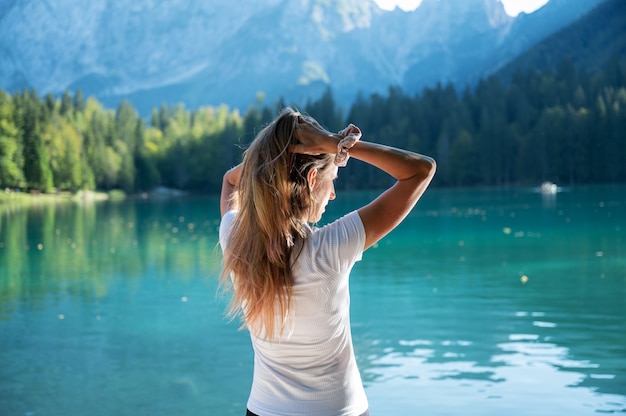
219, 210, 368, 416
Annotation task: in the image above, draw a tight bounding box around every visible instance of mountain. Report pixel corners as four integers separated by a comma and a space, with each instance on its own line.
496, 0, 626, 79
0, 0, 608, 114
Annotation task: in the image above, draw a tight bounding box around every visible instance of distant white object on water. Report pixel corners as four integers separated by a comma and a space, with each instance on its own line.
541, 181, 558, 194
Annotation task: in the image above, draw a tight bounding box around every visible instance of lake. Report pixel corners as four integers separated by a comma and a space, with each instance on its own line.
1, 185, 625, 415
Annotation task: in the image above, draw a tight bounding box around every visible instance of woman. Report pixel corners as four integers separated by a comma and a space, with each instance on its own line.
219, 108, 435, 416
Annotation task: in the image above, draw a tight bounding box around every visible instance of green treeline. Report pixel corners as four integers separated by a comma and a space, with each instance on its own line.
1, 57, 625, 193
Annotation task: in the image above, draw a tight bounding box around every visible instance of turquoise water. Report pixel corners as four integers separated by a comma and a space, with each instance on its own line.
1, 186, 625, 415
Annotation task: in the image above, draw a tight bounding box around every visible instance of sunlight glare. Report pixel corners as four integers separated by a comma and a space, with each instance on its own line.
500, 0, 550, 16
374, 0, 422, 11
373, 0, 550, 16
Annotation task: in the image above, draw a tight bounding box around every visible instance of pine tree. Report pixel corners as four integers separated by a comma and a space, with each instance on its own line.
14, 90, 53, 191
0, 91, 24, 188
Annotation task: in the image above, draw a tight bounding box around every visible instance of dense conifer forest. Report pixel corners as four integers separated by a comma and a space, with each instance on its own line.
0, 56, 624, 193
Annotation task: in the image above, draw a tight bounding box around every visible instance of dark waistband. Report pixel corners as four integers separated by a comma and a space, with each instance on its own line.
247, 409, 370, 416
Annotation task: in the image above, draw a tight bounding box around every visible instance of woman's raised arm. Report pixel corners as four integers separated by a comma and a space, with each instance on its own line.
294, 117, 436, 250
220, 163, 243, 217
349, 141, 435, 250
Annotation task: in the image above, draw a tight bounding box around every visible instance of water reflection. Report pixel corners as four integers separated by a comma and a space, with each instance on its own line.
363, 328, 625, 415
0, 198, 223, 319
1, 187, 624, 415
348, 185, 625, 415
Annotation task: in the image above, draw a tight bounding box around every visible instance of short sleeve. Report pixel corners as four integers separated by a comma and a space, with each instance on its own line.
308, 210, 366, 275
219, 210, 237, 251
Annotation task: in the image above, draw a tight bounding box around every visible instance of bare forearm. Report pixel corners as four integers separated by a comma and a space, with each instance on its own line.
349, 141, 436, 182
350, 140, 436, 250
294, 117, 435, 249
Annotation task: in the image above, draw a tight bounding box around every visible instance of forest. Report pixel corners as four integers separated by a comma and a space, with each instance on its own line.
0, 56, 624, 194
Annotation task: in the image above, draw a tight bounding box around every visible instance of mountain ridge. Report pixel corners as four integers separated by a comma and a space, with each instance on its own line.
0, 0, 607, 114
496, 0, 626, 79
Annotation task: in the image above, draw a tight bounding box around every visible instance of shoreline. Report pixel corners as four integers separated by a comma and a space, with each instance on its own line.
0, 186, 192, 210
0, 189, 122, 208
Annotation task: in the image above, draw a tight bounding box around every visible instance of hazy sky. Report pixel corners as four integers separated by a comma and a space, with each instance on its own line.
374, 0, 550, 16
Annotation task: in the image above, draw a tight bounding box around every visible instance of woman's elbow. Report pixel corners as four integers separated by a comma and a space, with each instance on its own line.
427, 156, 436, 173
419, 156, 437, 180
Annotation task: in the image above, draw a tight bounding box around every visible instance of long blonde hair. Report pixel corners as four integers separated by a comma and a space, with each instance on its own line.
221, 108, 334, 338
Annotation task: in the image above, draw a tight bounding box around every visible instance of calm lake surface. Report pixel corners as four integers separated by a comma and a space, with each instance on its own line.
1, 185, 625, 415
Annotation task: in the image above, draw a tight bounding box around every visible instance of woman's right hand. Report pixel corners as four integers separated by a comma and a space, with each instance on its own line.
338, 123, 362, 140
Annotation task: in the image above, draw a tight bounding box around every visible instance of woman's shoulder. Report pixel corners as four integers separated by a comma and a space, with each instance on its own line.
300, 210, 365, 274
219, 210, 238, 249
307, 210, 365, 259
313, 211, 363, 237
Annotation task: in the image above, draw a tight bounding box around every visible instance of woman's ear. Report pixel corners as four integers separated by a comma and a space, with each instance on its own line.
307, 168, 318, 191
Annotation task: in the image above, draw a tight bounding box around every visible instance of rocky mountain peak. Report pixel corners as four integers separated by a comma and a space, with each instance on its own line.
0, 0, 606, 114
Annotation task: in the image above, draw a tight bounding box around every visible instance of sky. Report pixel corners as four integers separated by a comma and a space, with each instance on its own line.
374, 0, 551, 16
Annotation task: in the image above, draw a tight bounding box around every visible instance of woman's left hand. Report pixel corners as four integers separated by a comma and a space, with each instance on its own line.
292, 116, 339, 155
